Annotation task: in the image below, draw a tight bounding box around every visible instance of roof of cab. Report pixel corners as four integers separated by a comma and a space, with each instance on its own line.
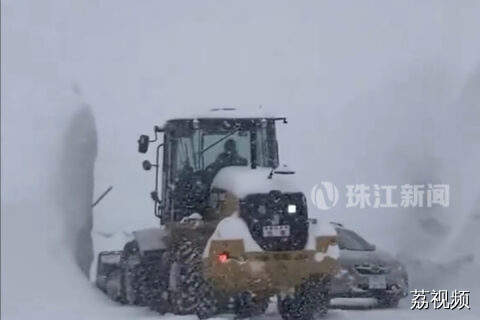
167, 107, 280, 121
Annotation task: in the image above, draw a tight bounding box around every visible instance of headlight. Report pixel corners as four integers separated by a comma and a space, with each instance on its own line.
287, 204, 296, 213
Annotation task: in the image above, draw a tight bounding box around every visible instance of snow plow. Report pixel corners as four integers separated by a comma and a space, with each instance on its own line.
96, 109, 340, 319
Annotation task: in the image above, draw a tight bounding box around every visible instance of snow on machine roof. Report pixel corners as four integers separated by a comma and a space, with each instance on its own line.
165, 106, 283, 122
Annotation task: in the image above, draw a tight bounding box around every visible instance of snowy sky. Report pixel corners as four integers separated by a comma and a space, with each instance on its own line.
2, 1, 480, 318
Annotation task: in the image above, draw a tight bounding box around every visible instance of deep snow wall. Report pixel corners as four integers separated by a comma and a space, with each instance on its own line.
57, 106, 96, 276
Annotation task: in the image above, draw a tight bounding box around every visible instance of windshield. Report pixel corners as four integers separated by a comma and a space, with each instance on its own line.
202, 130, 251, 168
171, 120, 278, 178
337, 229, 375, 251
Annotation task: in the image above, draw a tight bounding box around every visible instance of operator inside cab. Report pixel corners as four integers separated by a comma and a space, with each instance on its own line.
215, 139, 248, 167
206, 138, 247, 179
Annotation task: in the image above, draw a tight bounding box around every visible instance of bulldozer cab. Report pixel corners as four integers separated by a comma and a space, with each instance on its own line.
138, 116, 285, 224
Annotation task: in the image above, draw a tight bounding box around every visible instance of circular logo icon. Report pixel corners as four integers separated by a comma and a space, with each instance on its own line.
311, 182, 339, 210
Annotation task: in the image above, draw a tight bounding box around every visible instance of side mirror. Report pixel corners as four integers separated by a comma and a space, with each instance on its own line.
142, 160, 152, 171
138, 135, 150, 153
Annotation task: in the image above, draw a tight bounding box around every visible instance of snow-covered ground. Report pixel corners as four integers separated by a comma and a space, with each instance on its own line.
2, 1, 480, 319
